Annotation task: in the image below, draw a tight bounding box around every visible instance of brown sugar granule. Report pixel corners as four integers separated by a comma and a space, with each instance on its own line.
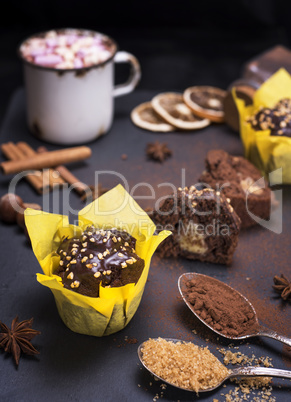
219, 348, 274, 401
141, 337, 229, 392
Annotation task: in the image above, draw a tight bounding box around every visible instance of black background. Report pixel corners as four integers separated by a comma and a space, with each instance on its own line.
1, 2, 291, 402
1, 0, 291, 124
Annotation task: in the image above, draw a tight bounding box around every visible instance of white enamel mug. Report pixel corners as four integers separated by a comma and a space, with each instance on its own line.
18, 29, 141, 144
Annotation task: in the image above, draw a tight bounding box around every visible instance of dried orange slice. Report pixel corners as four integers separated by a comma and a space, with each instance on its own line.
183, 86, 226, 123
151, 93, 210, 130
130, 102, 175, 132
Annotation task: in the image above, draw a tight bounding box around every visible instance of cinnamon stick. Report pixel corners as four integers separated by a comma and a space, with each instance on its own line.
1, 142, 46, 194
1, 146, 92, 175
18, 142, 65, 188
37, 146, 89, 195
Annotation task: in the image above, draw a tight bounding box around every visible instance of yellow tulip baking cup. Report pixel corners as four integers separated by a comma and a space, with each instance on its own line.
25, 185, 171, 336
235, 68, 291, 183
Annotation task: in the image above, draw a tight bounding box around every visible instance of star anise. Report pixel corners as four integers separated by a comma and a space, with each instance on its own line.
0, 316, 41, 366
146, 141, 172, 162
273, 274, 291, 301
81, 183, 109, 202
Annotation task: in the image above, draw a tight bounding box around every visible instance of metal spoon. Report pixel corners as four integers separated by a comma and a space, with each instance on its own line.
178, 272, 291, 347
138, 338, 291, 393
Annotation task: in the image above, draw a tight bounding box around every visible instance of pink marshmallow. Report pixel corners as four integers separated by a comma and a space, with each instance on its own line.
76, 48, 91, 58
45, 38, 58, 48
66, 35, 78, 46
34, 54, 63, 67
74, 58, 83, 68
30, 47, 47, 57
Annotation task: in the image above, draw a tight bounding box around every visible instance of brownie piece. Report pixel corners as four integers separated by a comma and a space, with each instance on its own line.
152, 186, 241, 265
242, 45, 291, 85
55, 226, 144, 297
199, 150, 271, 229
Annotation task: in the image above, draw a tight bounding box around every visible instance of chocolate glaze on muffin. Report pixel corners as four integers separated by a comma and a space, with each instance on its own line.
55, 226, 145, 297
247, 98, 291, 136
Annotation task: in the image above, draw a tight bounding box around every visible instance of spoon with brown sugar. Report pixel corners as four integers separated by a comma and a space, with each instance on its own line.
178, 272, 291, 346
138, 337, 291, 393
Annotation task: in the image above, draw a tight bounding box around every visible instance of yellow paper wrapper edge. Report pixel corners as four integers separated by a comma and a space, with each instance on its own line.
25, 185, 171, 336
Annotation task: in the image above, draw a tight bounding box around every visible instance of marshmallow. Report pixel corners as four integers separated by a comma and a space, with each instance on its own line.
34, 54, 63, 67
74, 58, 83, 68
20, 30, 113, 69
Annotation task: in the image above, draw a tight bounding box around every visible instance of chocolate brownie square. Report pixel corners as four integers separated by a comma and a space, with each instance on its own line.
242, 45, 291, 85
199, 150, 271, 229
152, 186, 241, 265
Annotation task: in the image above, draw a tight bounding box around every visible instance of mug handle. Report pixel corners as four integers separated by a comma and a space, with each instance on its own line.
113, 51, 141, 98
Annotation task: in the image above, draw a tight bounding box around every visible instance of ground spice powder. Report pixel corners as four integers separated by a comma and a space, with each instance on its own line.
183, 275, 260, 337
141, 337, 229, 392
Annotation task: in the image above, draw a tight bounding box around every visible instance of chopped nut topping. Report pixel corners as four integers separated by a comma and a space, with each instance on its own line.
94, 271, 101, 278
81, 256, 88, 263
67, 272, 74, 280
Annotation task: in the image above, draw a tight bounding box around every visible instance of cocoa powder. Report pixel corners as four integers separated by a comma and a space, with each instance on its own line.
183, 275, 260, 337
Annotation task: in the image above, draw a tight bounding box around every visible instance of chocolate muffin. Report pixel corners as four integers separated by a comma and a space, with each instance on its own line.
247, 98, 291, 137
199, 150, 271, 229
55, 226, 145, 297
152, 186, 241, 265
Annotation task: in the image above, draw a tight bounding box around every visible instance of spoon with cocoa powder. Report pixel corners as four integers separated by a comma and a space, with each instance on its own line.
178, 273, 291, 346
138, 337, 291, 393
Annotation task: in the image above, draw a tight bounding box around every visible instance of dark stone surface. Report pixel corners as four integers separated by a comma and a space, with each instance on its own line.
0, 88, 290, 401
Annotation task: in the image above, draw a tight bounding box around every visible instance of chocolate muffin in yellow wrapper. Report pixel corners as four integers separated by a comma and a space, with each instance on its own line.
24, 185, 171, 336
235, 68, 291, 183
